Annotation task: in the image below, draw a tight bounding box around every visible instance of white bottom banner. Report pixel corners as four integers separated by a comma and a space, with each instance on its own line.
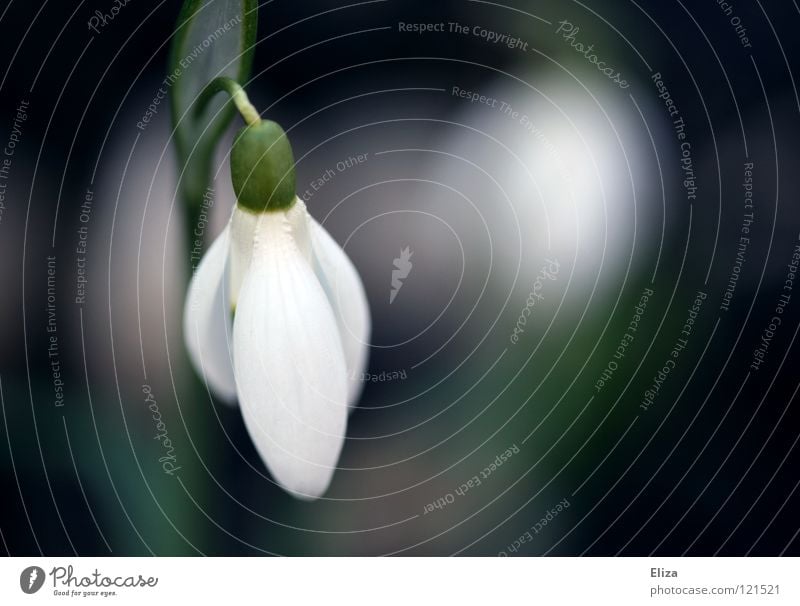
0, 557, 796, 604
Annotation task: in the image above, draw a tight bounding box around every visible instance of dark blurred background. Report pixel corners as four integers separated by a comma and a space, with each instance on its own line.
1, 0, 799, 555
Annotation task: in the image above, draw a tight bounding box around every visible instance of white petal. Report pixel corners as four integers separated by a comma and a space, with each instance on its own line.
229, 206, 259, 308
309, 217, 371, 410
183, 225, 237, 403
229, 200, 309, 306
233, 211, 348, 499
285, 196, 312, 262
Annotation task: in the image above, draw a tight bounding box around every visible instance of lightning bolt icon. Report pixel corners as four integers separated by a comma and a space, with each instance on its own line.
390, 247, 413, 304
28, 568, 38, 589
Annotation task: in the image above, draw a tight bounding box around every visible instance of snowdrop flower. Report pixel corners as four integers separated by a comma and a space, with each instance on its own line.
184, 119, 370, 499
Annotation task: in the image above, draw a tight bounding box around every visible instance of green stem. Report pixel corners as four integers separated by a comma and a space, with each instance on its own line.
194, 77, 261, 126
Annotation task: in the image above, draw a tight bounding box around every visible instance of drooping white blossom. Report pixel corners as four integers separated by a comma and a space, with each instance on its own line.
184, 198, 370, 499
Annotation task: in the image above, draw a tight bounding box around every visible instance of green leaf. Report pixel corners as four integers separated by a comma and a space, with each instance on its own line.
169, 0, 257, 229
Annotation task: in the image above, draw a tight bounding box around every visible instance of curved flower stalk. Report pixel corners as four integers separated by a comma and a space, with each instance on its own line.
183, 91, 370, 499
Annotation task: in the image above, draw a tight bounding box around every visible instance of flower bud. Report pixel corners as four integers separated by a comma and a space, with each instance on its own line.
231, 120, 296, 212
